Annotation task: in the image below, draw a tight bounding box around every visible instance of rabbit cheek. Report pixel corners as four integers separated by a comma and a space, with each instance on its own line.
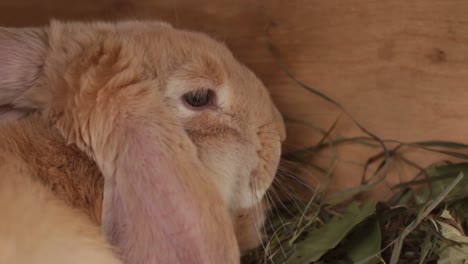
193, 137, 243, 208
245, 141, 280, 210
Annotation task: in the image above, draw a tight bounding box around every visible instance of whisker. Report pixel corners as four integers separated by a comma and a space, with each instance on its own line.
265, 188, 288, 229
278, 160, 320, 183
249, 178, 268, 254
271, 177, 306, 215
276, 167, 317, 194
267, 185, 296, 216
263, 191, 288, 259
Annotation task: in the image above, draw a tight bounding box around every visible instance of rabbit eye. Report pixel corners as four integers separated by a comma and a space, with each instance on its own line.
182, 89, 215, 108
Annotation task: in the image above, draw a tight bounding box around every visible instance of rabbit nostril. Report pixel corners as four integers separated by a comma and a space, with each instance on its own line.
182, 89, 215, 108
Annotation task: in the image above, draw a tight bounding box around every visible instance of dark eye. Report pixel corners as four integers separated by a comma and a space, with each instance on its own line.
182, 89, 215, 108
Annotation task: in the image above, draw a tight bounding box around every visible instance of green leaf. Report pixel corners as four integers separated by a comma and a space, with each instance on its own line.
345, 218, 382, 264
396, 163, 468, 207
285, 200, 376, 264
421, 164, 468, 201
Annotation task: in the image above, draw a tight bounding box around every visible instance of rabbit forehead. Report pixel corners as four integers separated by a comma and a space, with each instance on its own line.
48, 20, 278, 126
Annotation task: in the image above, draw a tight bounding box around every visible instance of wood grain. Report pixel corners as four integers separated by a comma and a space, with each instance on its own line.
1, 0, 468, 199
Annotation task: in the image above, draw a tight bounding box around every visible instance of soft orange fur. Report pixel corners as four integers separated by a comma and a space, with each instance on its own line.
0, 116, 104, 223
0, 152, 121, 264
0, 20, 285, 263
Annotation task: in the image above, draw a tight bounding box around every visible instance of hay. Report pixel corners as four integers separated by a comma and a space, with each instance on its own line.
242, 41, 468, 264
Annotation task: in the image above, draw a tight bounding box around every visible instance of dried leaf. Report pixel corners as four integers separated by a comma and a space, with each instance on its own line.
437, 219, 468, 264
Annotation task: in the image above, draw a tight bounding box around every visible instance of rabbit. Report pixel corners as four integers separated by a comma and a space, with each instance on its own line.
0, 20, 286, 263
0, 151, 122, 264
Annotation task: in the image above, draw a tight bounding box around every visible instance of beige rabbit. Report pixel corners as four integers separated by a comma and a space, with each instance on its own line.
0, 20, 285, 263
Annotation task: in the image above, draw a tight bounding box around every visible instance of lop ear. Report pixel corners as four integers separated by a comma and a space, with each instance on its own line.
0, 27, 48, 121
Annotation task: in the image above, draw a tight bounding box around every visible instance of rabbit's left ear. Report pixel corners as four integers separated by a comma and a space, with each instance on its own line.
0, 27, 48, 121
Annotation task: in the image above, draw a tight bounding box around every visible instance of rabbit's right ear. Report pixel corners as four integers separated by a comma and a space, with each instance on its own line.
0, 27, 48, 121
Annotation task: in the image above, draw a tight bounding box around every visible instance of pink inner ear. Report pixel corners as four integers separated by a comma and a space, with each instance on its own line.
0, 28, 46, 110
99, 122, 239, 264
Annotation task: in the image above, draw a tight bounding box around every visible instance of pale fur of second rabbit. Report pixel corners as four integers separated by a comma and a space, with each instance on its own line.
0, 152, 121, 264
0, 20, 285, 263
